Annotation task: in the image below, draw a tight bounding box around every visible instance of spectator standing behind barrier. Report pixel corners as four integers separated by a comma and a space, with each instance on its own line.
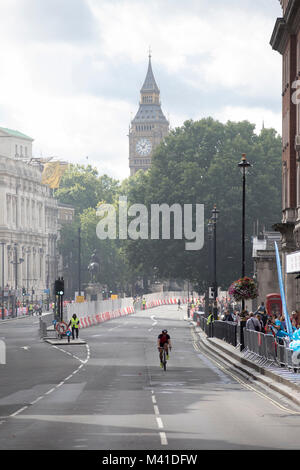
265, 315, 277, 336
142, 298, 146, 310
290, 311, 300, 330
223, 310, 234, 322
256, 313, 264, 332
68, 314, 80, 340
255, 302, 268, 328
246, 312, 261, 332
274, 315, 289, 344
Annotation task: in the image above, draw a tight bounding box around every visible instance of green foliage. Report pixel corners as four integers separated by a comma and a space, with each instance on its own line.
57, 119, 282, 296
55, 164, 119, 214
123, 118, 282, 289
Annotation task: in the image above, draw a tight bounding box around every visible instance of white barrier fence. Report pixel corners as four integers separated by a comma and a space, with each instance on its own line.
66, 291, 198, 330
66, 297, 134, 329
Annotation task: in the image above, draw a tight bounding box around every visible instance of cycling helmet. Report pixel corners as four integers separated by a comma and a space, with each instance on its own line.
162, 329, 168, 333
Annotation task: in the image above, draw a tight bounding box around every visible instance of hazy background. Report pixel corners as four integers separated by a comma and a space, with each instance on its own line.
0, 0, 283, 179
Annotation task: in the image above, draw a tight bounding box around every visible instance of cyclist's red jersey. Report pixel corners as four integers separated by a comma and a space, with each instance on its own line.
158, 333, 170, 346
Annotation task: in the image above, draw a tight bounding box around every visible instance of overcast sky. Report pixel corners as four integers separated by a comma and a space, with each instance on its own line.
0, 0, 283, 180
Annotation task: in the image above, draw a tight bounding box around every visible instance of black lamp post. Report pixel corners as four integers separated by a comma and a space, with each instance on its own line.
207, 219, 213, 316
1, 242, 4, 320
238, 154, 251, 311
10, 244, 24, 317
238, 153, 251, 351
211, 205, 220, 319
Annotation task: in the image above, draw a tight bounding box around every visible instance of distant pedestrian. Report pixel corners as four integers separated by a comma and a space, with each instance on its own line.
177, 299, 182, 310
68, 314, 80, 340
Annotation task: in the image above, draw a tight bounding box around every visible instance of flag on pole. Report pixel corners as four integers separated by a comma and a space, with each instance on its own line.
41, 162, 68, 189
274, 241, 293, 337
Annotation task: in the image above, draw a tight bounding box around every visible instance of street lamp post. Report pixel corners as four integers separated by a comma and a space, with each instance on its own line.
1, 242, 4, 320
238, 154, 251, 311
78, 226, 81, 298
11, 244, 24, 317
211, 205, 220, 319
207, 219, 213, 315
238, 153, 251, 351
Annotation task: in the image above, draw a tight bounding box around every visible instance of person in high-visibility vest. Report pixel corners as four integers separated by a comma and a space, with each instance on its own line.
207, 312, 214, 325
68, 314, 80, 340
142, 298, 146, 310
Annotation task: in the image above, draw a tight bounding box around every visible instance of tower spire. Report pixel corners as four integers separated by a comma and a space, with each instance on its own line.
140, 50, 159, 94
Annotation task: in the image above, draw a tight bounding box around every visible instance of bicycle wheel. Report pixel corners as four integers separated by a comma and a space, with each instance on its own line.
162, 349, 167, 371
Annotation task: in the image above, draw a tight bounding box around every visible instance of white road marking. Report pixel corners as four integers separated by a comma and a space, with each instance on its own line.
148, 315, 158, 331
151, 390, 168, 445
9, 343, 91, 419
30, 396, 43, 405
156, 417, 164, 429
10, 406, 28, 417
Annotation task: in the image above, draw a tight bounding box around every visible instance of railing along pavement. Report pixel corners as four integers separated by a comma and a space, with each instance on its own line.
194, 312, 300, 372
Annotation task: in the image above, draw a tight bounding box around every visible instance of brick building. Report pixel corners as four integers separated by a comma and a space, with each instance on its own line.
270, 0, 300, 311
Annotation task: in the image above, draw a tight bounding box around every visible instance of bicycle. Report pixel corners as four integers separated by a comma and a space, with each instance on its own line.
159, 346, 171, 371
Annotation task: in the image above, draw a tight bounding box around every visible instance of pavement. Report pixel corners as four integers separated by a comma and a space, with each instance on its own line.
44, 338, 86, 345
190, 319, 300, 408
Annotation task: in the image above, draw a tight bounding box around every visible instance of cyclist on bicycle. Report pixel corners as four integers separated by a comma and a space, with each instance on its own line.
157, 329, 172, 367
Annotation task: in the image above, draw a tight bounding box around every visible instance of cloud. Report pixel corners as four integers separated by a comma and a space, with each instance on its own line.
17, 0, 97, 43
0, 0, 283, 180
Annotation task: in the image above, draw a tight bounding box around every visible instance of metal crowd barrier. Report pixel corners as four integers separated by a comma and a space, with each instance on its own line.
195, 313, 237, 346
195, 312, 300, 372
241, 328, 300, 371
39, 312, 55, 339
243, 329, 277, 365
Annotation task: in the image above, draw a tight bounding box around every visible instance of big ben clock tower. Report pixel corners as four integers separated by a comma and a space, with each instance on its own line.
129, 53, 169, 176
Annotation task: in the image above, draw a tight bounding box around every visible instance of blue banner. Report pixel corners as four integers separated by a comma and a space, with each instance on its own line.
274, 242, 293, 337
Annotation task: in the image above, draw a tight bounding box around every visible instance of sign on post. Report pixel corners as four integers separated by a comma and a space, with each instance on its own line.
286, 250, 300, 273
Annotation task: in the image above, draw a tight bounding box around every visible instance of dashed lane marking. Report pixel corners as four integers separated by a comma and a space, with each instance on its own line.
8, 344, 90, 419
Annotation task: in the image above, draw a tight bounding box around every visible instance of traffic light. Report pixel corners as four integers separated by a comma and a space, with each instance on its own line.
22, 287, 26, 296
54, 277, 64, 296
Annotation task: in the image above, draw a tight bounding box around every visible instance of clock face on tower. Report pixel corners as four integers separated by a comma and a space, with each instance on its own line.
136, 138, 152, 156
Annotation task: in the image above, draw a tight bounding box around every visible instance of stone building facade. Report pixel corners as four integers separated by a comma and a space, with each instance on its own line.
270, 0, 300, 311
252, 231, 281, 310
129, 55, 169, 176
0, 127, 70, 307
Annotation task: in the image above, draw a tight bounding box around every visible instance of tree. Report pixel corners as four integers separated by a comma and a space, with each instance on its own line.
122, 118, 282, 290
55, 164, 119, 214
